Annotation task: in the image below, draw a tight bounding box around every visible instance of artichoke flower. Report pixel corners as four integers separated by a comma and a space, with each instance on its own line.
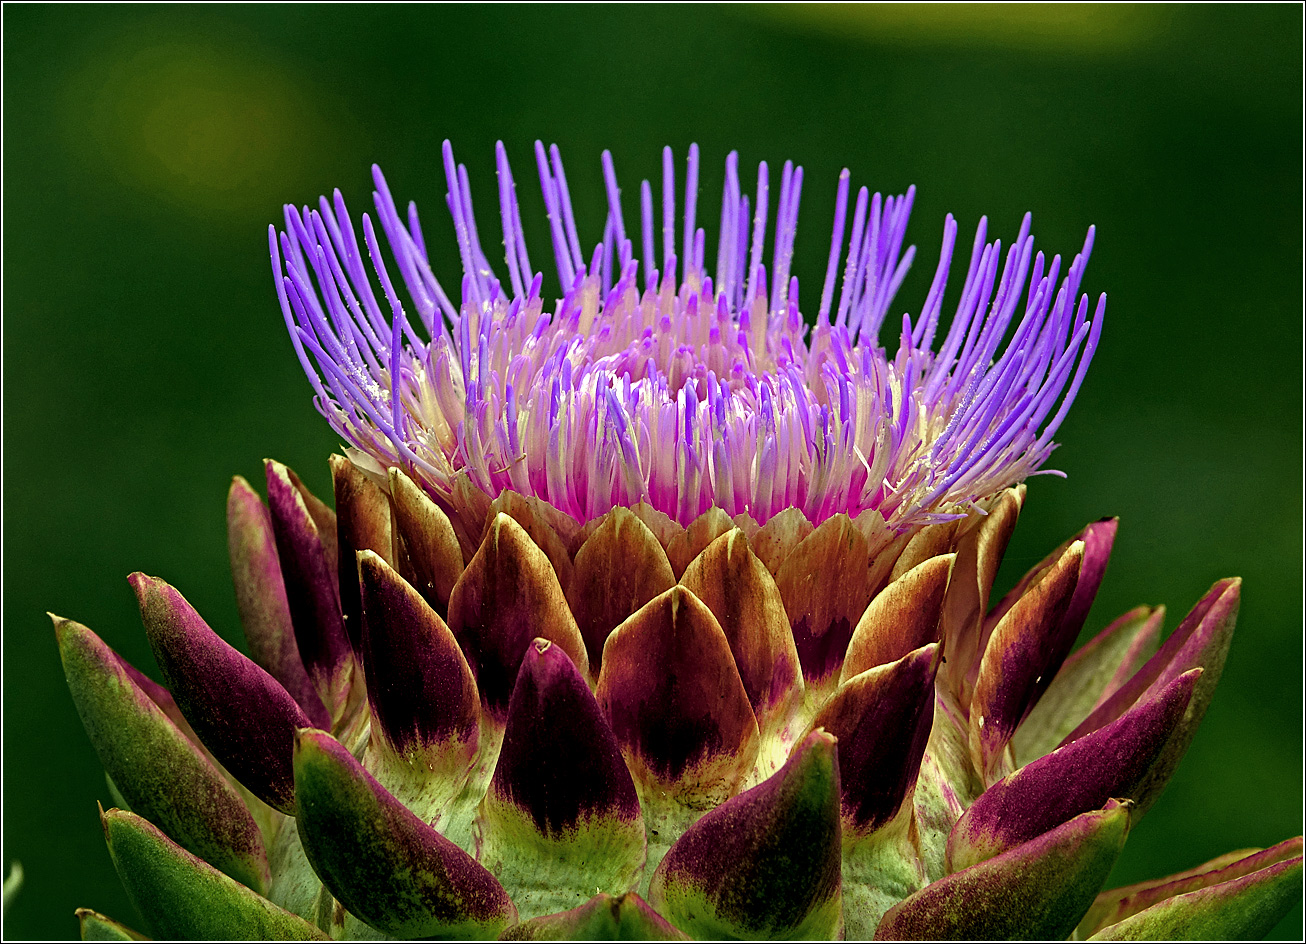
56, 142, 1301, 941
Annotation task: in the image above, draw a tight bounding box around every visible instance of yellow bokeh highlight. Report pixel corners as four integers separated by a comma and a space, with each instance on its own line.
751, 3, 1170, 55
61, 32, 358, 220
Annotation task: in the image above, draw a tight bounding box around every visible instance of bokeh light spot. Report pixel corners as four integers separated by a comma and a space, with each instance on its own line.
751, 3, 1170, 55
62, 34, 354, 219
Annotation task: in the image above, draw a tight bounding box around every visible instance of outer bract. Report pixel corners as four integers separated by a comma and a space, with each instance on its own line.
57, 143, 1299, 940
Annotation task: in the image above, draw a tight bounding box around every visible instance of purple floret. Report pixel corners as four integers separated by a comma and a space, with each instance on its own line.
271, 141, 1104, 530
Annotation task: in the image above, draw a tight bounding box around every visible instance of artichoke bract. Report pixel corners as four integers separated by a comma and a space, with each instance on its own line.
57, 142, 1300, 940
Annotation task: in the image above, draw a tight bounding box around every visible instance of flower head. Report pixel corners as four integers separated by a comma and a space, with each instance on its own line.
53, 142, 1302, 943
271, 141, 1103, 531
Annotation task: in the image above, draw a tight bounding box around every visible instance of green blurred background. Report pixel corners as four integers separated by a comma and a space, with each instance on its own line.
3, 4, 1301, 938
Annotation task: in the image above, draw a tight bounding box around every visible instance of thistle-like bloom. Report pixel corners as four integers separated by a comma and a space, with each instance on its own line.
54, 143, 1301, 943
272, 142, 1102, 534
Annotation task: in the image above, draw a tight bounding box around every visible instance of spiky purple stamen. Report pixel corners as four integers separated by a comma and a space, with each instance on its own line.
272, 141, 1104, 532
